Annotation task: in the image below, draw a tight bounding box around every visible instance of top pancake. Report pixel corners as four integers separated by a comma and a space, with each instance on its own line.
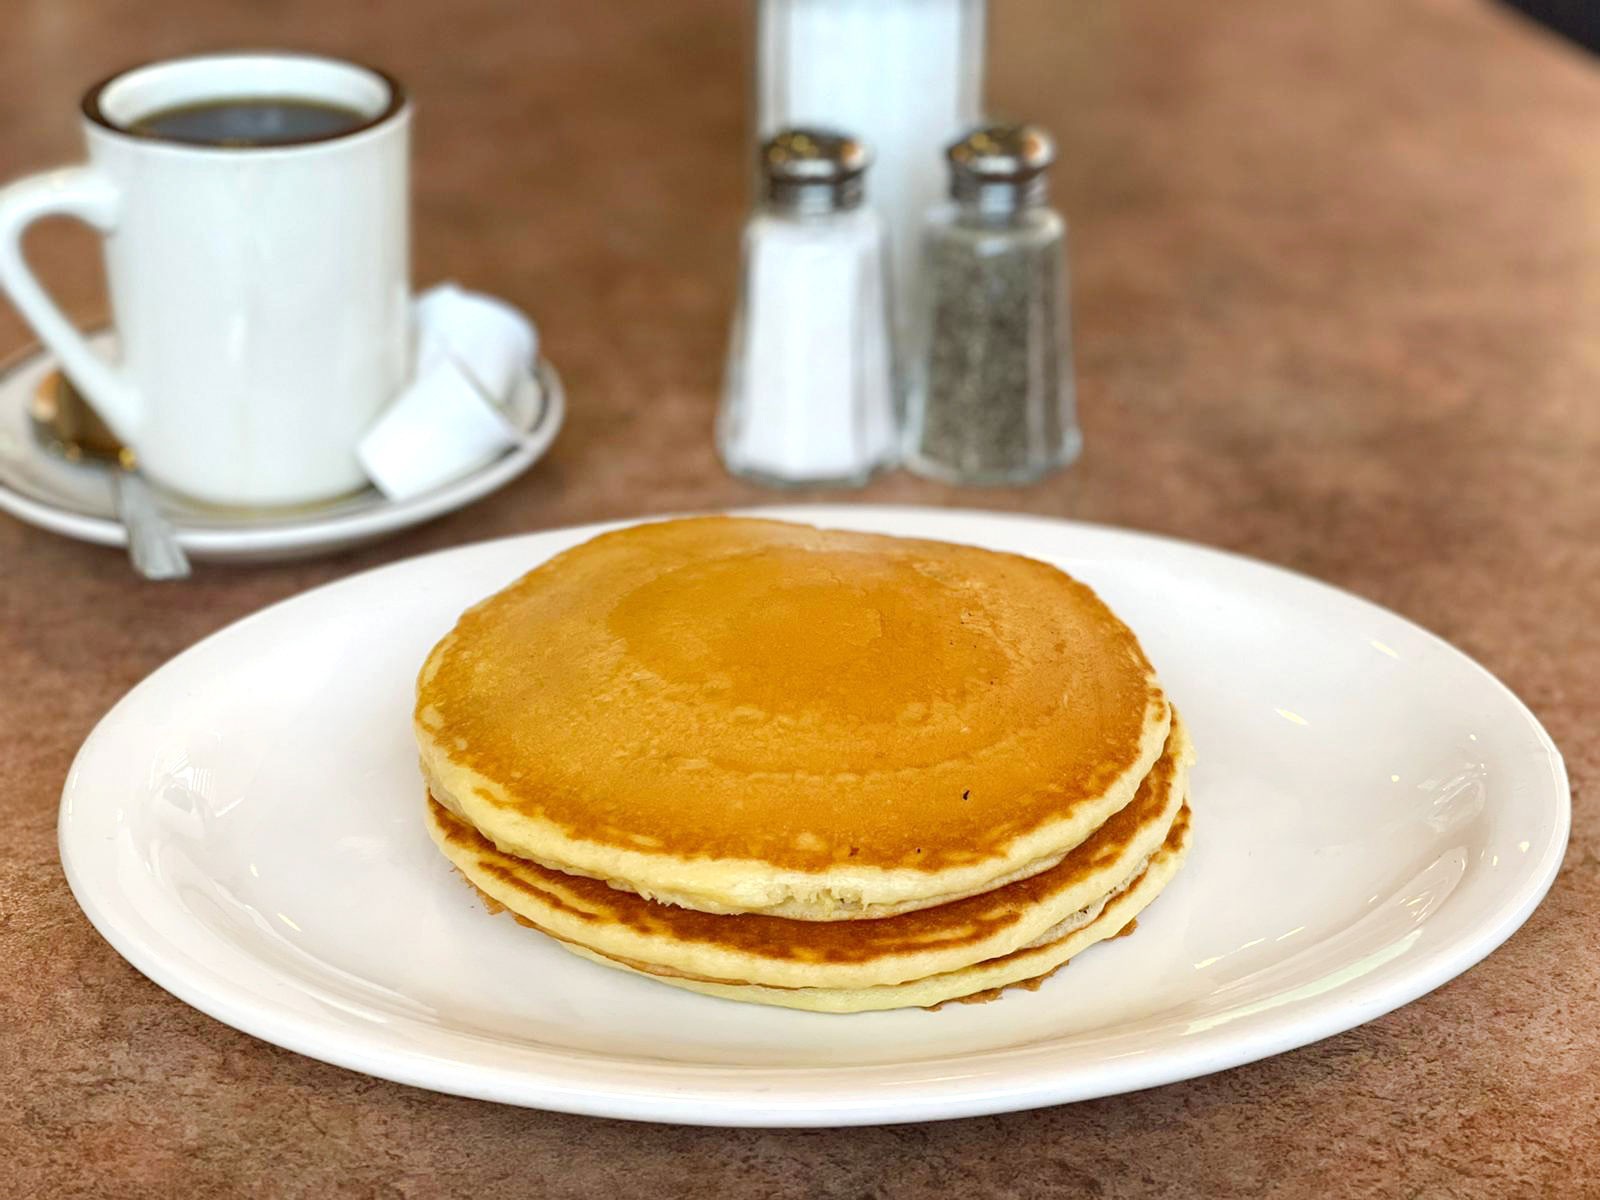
416, 516, 1170, 918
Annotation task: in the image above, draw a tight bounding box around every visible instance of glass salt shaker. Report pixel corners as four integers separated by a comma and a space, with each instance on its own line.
718, 129, 896, 487
903, 123, 1081, 485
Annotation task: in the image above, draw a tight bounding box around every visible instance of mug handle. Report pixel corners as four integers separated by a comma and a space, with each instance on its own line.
0, 167, 142, 440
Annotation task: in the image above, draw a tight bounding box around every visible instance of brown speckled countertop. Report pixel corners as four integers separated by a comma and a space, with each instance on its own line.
3, 0, 1597, 1194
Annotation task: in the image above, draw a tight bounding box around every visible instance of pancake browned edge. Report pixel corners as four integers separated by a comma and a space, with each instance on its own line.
551, 807, 1191, 1013
417, 516, 1172, 920
427, 717, 1193, 994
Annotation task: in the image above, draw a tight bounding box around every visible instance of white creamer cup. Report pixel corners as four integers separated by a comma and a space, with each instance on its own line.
416, 283, 538, 401
358, 357, 525, 501
358, 285, 540, 500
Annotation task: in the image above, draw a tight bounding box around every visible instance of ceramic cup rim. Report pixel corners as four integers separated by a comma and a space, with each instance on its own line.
80, 50, 408, 153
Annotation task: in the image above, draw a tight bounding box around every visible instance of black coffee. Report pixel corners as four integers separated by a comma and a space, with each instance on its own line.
128, 98, 369, 146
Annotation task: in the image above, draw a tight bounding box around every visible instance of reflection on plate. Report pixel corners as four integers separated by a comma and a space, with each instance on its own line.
58, 506, 1568, 1125
0, 332, 564, 562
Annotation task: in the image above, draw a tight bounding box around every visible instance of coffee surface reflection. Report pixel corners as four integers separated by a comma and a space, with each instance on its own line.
129, 98, 368, 146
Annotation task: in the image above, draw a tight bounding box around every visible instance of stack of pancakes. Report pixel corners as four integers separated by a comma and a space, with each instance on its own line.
416, 517, 1193, 1013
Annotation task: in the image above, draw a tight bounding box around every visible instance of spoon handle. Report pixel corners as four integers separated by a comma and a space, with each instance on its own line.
113, 470, 191, 580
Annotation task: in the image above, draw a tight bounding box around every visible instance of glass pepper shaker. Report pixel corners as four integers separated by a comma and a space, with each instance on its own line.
903, 123, 1081, 485
718, 129, 896, 487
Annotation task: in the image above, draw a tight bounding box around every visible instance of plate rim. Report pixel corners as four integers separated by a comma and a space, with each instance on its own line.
56, 504, 1571, 1125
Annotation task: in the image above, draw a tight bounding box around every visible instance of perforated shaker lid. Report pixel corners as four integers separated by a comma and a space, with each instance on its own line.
761, 128, 871, 214
947, 123, 1055, 209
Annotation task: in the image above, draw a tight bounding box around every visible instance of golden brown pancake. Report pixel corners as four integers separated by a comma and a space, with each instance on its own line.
561, 807, 1193, 1013
417, 516, 1170, 918
427, 716, 1191, 992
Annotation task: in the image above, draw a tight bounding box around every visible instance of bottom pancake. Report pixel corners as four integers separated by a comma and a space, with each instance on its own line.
555, 806, 1191, 1013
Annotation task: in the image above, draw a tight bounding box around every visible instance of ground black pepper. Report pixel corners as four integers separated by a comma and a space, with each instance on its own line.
904, 123, 1081, 486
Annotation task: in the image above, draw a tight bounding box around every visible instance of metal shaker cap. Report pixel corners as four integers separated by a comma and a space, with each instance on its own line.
947, 123, 1055, 210
762, 128, 870, 214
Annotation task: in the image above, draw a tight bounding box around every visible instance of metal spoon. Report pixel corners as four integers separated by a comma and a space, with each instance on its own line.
30, 371, 191, 580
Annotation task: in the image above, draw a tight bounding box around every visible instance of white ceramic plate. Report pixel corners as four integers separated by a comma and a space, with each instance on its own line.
58, 506, 1569, 1126
0, 333, 564, 563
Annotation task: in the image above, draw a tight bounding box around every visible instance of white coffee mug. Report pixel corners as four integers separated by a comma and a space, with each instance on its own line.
0, 52, 410, 506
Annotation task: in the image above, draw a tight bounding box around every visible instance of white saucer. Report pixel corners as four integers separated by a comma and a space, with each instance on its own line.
0, 332, 564, 563
57, 506, 1568, 1125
